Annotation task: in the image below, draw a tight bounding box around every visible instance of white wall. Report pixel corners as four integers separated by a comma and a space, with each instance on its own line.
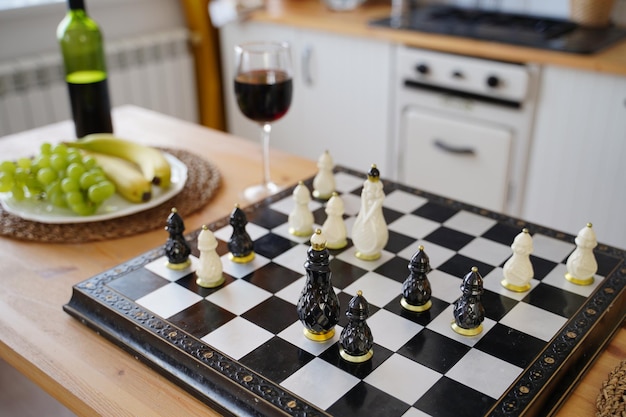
0, 0, 187, 62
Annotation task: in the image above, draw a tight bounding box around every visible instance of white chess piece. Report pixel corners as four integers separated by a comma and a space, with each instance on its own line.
565, 223, 598, 286
501, 228, 534, 292
289, 181, 314, 237
321, 192, 347, 249
196, 225, 225, 288
352, 165, 388, 260
312, 150, 335, 200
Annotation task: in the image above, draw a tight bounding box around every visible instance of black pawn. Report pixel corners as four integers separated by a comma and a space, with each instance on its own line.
339, 290, 374, 363
228, 204, 255, 263
451, 266, 485, 336
401, 245, 432, 312
164, 207, 191, 270
297, 229, 340, 342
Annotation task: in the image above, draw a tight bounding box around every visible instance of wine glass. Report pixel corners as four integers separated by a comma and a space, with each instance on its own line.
234, 41, 293, 201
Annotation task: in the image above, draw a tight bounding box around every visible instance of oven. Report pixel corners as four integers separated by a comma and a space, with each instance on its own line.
389, 46, 540, 215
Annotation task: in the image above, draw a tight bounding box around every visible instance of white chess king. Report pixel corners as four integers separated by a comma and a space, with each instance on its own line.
565, 223, 598, 286
501, 228, 534, 292
352, 164, 388, 260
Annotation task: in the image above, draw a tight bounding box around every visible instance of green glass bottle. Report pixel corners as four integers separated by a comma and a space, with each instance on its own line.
57, 0, 113, 138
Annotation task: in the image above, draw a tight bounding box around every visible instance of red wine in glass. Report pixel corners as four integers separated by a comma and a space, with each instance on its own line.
235, 69, 293, 123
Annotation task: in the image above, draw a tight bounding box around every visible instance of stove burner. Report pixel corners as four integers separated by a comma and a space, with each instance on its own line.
370, 5, 626, 54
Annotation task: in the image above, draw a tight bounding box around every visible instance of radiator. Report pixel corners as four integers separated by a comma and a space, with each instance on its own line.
0, 28, 198, 137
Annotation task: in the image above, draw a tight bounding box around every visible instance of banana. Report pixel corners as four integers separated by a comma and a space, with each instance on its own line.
67, 133, 171, 188
86, 152, 152, 203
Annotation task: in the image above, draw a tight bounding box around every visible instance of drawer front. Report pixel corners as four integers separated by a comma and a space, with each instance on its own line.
400, 107, 513, 212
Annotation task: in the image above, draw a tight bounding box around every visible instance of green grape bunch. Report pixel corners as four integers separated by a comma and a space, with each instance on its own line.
0, 142, 116, 216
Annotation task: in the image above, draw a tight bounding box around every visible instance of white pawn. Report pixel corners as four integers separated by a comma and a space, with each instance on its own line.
501, 228, 534, 292
321, 192, 347, 249
352, 164, 388, 261
196, 225, 225, 288
565, 223, 598, 286
312, 150, 336, 200
289, 181, 314, 237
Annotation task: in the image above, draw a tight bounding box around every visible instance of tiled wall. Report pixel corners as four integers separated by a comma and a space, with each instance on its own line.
418, 0, 626, 25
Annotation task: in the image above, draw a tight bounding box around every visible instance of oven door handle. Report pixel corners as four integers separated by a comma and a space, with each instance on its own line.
433, 139, 476, 156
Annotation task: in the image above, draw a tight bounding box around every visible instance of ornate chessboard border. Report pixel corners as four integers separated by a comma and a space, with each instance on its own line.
64, 166, 626, 417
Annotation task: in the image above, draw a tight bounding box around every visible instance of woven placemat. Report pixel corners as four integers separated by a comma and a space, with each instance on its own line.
0, 148, 221, 243
597, 359, 626, 417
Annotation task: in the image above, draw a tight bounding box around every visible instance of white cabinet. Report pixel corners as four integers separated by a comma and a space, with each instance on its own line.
219, 21, 392, 174
522, 66, 626, 249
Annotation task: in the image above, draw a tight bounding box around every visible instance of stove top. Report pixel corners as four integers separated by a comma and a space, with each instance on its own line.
370, 5, 626, 54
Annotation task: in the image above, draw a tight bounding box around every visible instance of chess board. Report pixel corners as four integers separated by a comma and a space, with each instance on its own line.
64, 166, 626, 417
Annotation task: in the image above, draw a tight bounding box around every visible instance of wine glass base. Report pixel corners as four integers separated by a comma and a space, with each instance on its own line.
242, 182, 281, 202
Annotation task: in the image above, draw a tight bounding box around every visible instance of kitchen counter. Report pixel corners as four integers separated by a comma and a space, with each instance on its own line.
252, 0, 626, 76
0, 105, 624, 417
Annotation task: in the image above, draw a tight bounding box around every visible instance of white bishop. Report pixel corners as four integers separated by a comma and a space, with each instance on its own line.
501, 228, 534, 292
565, 223, 598, 286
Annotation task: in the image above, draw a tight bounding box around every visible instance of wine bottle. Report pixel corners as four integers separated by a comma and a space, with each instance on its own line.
57, 0, 113, 138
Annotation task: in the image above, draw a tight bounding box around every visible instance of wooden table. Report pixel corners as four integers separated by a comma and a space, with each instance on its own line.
0, 106, 623, 417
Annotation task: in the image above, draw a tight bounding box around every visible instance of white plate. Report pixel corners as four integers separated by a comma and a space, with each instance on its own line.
0, 153, 188, 224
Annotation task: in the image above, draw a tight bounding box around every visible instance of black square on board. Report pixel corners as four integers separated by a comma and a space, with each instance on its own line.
168, 299, 236, 338
243, 262, 302, 294
374, 256, 413, 283
414, 376, 496, 417
481, 290, 518, 321
319, 342, 392, 380
523, 284, 586, 318
108, 268, 169, 301
239, 336, 314, 384
327, 381, 410, 417
412, 202, 459, 223
424, 226, 475, 252
241, 296, 298, 334
247, 207, 288, 230
328, 258, 368, 290
529, 255, 559, 280
398, 328, 470, 374
596, 251, 622, 277
253, 233, 299, 259
482, 222, 524, 246
384, 230, 417, 254
383, 206, 404, 225
475, 323, 546, 368
437, 253, 495, 279
384, 294, 449, 327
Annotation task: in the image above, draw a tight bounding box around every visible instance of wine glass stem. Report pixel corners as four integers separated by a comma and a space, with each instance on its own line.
261, 123, 272, 188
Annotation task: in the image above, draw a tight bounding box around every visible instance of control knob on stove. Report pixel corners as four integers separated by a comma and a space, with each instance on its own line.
415, 63, 429, 75
486, 75, 501, 88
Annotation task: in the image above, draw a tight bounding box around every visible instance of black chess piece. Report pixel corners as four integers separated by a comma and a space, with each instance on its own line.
401, 245, 432, 312
451, 266, 485, 336
297, 229, 340, 342
164, 207, 191, 270
228, 204, 255, 263
339, 290, 374, 363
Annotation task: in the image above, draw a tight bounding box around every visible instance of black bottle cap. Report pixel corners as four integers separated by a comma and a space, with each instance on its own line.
68, 0, 86, 11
